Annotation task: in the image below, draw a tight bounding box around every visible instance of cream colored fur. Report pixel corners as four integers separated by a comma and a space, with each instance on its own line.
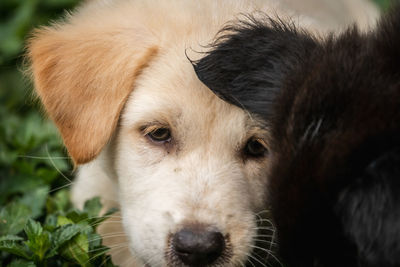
28, 0, 378, 266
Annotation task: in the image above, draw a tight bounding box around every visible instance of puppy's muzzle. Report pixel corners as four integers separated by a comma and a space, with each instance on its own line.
172, 225, 225, 266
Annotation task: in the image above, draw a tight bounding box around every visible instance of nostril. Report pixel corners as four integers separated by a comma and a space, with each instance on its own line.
172, 227, 225, 266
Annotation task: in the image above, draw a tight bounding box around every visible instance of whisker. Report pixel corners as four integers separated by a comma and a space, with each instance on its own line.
87, 244, 127, 265
255, 218, 274, 224
255, 210, 271, 216
142, 250, 161, 267
18, 155, 70, 159
89, 220, 124, 228
75, 214, 123, 225
253, 239, 278, 246
88, 242, 129, 253
87, 233, 127, 243
249, 245, 283, 267
48, 182, 73, 193
235, 248, 265, 267
267, 230, 276, 262
256, 234, 274, 240
246, 251, 268, 267
253, 226, 275, 230
46, 145, 73, 183
241, 251, 256, 267
237, 258, 246, 267
123, 255, 139, 267
88, 214, 123, 220
98, 244, 130, 267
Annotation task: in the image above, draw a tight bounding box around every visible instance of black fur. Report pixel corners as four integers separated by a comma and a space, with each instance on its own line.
194, 7, 400, 267
193, 16, 317, 120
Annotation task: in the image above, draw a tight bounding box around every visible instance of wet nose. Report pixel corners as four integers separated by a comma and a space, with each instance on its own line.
172, 226, 225, 266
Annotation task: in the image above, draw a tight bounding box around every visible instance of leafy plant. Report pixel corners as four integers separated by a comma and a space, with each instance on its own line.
0, 1, 118, 266
0, 195, 117, 267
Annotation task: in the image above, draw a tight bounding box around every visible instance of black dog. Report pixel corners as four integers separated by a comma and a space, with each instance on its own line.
194, 7, 400, 267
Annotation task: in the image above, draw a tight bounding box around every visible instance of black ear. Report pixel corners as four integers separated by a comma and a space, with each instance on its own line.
193, 16, 317, 119
336, 147, 400, 267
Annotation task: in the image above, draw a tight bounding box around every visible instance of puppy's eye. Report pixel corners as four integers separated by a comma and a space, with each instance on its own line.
244, 138, 268, 158
147, 128, 171, 142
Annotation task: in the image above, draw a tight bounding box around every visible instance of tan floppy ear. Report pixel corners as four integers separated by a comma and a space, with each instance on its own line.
27, 18, 158, 165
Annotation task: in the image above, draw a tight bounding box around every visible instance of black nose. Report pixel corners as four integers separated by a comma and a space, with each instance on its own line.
172, 227, 225, 266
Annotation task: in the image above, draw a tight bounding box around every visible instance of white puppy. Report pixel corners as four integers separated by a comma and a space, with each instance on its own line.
27, 0, 378, 266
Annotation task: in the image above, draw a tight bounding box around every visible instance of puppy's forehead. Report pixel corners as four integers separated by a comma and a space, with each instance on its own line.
121, 49, 261, 141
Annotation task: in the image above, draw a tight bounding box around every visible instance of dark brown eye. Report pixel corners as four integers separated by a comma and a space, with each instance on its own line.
244, 138, 268, 158
147, 128, 171, 142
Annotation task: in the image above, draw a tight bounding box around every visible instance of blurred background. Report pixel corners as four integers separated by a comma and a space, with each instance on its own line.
0, 0, 392, 265
0, 0, 79, 223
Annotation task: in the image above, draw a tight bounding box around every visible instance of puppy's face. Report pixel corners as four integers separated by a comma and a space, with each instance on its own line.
27, 3, 272, 266
116, 49, 271, 265
195, 9, 400, 267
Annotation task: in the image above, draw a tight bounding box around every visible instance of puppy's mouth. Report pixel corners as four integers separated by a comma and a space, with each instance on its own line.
165, 228, 233, 267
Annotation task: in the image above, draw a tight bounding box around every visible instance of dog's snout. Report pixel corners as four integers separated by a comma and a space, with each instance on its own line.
172, 227, 225, 266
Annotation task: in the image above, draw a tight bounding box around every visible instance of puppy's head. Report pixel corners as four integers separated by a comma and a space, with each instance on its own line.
195, 8, 400, 267
27, 2, 272, 266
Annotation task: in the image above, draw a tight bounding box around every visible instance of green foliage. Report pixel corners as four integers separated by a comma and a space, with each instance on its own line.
0, 1, 117, 266
0, 195, 117, 267
0, 0, 79, 64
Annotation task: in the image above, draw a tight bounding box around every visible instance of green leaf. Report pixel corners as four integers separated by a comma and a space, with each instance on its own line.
75, 223, 93, 236
0, 240, 31, 260
56, 216, 74, 227
65, 209, 88, 224
61, 234, 91, 267
89, 207, 118, 231
46, 189, 70, 214
0, 202, 31, 236
7, 259, 36, 267
47, 224, 80, 258
87, 233, 101, 251
24, 219, 51, 263
56, 215, 92, 235
0, 235, 23, 242
83, 197, 102, 218
24, 220, 42, 241
43, 214, 57, 232
53, 225, 81, 246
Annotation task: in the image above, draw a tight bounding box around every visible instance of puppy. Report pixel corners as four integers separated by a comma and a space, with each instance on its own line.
27, 0, 379, 266
194, 5, 400, 267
